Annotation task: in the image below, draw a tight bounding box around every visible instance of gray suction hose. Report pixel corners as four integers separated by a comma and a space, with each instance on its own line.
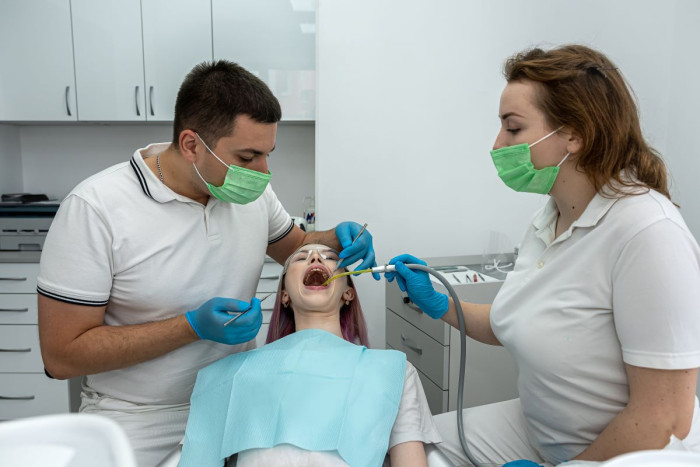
376, 263, 483, 467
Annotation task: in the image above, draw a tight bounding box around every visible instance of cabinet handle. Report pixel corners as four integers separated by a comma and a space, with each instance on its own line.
65, 86, 72, 116
0, 348, 31, 352
135, 85, 141, 116
400, 334, 423, 355
0, 308, 29, 312
0, 277, 27, 281
260, 275, 280, 280
0, 395, 35, 401
149, 86, 155, 116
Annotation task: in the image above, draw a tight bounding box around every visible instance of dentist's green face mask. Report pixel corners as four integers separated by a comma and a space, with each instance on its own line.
490, 127, 569, 194
193, 133, 271, 204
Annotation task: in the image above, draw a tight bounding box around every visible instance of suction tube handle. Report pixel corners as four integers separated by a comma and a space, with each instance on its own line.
371, 264, 397, 274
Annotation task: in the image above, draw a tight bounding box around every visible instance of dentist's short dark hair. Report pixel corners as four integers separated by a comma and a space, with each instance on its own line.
172, 60, 282, 147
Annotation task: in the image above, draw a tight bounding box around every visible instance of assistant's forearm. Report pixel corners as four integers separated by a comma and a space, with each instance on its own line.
44, 315, 199, 379
575, 405, 678, 461
441, 299, 500, 345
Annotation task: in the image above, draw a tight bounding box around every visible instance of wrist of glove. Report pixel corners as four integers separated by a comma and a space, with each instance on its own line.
186, 297, 262, 345
387, 254, 449, 320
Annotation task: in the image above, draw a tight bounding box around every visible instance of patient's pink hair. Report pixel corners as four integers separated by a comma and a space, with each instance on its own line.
266, 274, 370, 347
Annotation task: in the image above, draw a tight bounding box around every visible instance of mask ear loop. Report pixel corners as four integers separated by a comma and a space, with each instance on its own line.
557, 152, 571, 167
195, 132, 229, 168
529, 125, 564, 148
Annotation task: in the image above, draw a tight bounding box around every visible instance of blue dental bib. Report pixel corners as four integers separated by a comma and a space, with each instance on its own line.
181, 329, 406, 467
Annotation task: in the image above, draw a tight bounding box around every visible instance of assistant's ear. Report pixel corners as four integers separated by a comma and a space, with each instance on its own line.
179, 130, 199, 163
565, 127, 584, 156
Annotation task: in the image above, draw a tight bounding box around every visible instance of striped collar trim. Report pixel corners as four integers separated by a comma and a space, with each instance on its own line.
129, 143, 180, 203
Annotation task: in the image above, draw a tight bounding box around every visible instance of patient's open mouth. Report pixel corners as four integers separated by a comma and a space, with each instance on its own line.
303, 266, 330, 287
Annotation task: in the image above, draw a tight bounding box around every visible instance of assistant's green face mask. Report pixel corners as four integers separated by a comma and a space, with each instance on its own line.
193, 133, 271, 204
489, 127, 569, 194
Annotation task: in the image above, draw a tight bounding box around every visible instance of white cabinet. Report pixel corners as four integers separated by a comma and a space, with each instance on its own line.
71, 0, 213, 122
141, 0, 213, 122
1, 1, 311, 122
385, 255, 519, 415
0, 263, 71, 420
0, 0, 77, 121
212, 0, 316, 121
71, 0, 145, 121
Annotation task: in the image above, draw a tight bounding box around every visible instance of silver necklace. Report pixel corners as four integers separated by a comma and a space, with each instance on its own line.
156, 153, 164, 183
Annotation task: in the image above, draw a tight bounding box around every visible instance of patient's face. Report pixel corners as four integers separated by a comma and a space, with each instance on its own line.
281, 244, 352, 312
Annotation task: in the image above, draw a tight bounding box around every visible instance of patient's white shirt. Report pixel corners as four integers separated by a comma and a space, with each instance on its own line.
231, 361, 442, 466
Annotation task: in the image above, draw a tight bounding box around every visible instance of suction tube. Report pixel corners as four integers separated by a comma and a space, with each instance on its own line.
373, 263, 483, 467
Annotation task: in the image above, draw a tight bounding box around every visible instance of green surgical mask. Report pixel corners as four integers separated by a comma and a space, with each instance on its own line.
490, 127, 569, 194
193, 133, 271, 204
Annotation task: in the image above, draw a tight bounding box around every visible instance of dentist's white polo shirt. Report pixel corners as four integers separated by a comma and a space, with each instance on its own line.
491, 187, 700, 465
38, 143, 294, 405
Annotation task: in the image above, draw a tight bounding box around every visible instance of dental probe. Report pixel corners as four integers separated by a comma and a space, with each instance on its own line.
322, 262, 484, 467
222, 292, 274, 327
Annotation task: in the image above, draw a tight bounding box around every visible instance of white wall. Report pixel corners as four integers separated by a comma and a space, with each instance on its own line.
317, 0, 700, 348
0, 124, 23, 194
17, 122, 314, 216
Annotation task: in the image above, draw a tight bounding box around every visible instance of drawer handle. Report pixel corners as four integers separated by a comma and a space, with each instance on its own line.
402, 297, 423, 314
0, 308, 29, 312
260, 275, 280, 280
0, 277, 28, 281
0, 395, 36, 401
0, 348, 31, 353
400, 334, 423, 355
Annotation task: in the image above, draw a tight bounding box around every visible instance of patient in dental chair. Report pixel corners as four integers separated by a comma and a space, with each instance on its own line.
180, 244, 442, 467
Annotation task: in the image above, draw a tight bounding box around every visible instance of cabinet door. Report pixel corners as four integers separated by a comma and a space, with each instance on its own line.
212, 0, 316, 121
71, 0, 146, 121
141, 0, 213, 122
0, 0, 77, 121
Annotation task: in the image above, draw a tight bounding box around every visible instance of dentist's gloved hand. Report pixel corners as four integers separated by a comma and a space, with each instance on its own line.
386, 254, 449, 319
335, 221, 379, 279
185, 297, 262, 345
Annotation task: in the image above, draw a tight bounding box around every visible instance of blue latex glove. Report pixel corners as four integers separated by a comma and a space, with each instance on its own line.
385, 254, 449, 319
335, 221, 379, 279
503, 461, 543, 467
185, 297, 262, 345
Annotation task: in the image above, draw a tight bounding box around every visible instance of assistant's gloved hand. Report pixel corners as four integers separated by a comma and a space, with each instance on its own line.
502, 460, 543, 467
385, 254, 448, 319
335, 221, 379, 279
185, 297, 262, 345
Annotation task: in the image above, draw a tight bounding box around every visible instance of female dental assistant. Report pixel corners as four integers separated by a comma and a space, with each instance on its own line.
387, 44, 700, 466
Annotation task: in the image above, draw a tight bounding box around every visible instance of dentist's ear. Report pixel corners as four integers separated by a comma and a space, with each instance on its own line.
179, 129, 200, 162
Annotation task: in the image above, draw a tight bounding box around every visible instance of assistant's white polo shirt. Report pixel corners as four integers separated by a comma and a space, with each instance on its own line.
38, 143, 294, 405
491, 188, 700, 465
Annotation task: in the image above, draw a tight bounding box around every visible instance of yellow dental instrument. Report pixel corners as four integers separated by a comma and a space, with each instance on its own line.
322, 268, 373, 286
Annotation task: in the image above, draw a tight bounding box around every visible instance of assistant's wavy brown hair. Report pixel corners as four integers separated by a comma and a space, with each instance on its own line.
504, 44, 671, 200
